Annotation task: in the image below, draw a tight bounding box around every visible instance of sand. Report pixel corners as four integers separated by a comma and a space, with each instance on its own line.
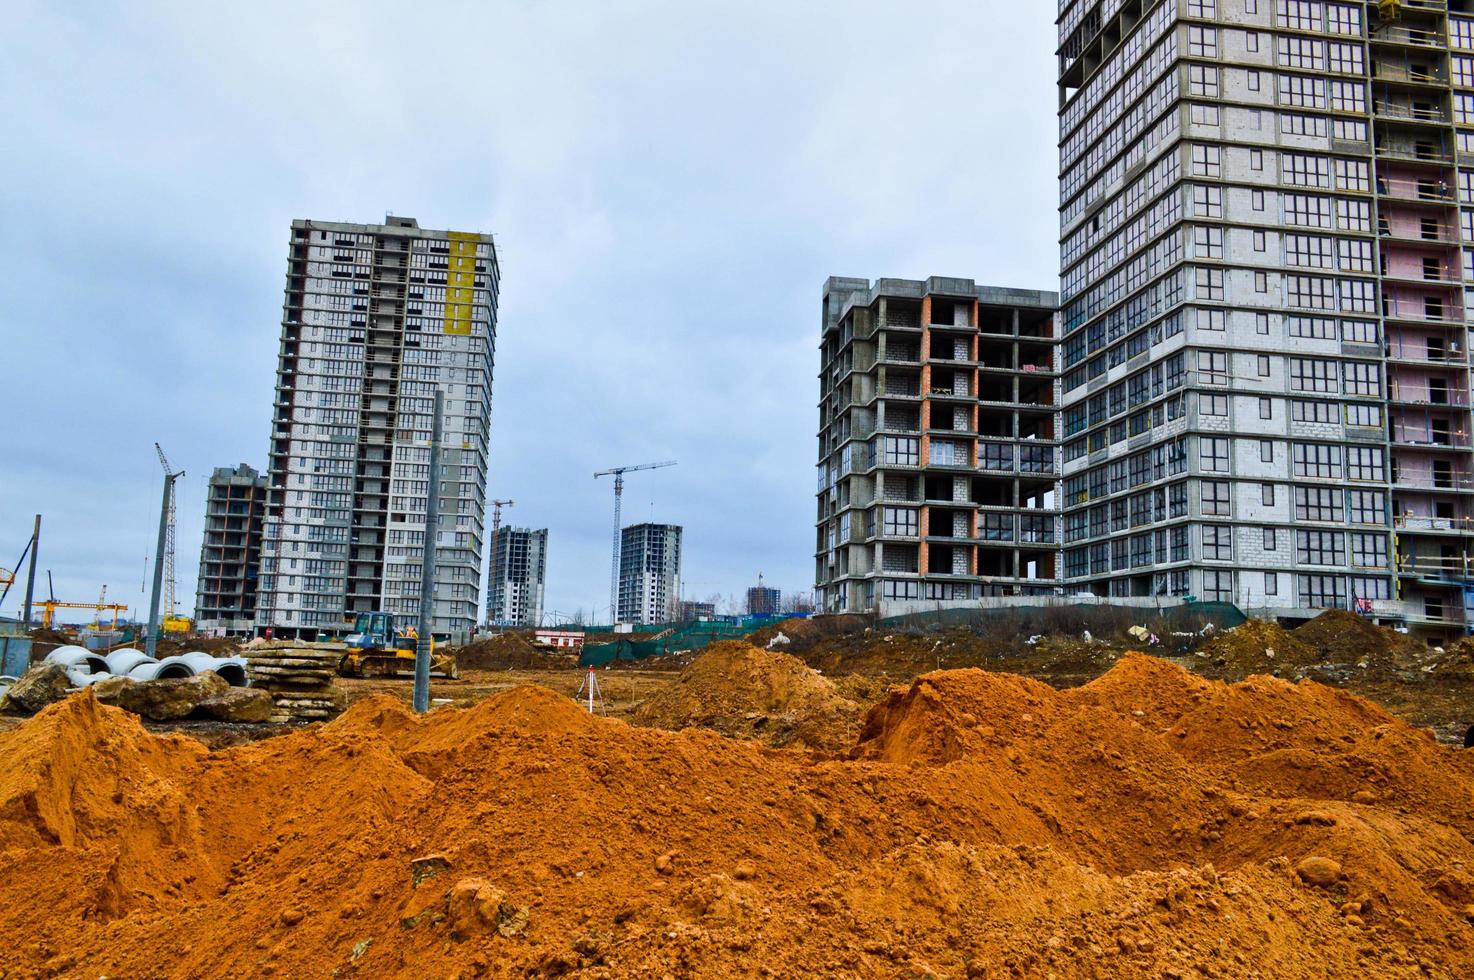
1, 653, 1472, 977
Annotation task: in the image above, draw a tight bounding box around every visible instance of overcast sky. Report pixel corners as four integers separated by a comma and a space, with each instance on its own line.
0, 1, 1058, 625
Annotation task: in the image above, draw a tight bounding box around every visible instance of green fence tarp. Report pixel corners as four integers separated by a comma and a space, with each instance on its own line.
876, 601, 1247, 631
577, 618, 782, 667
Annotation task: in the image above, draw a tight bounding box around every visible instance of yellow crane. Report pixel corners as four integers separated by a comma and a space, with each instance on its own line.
34, 574, 129, 630
37, 600, 129, 631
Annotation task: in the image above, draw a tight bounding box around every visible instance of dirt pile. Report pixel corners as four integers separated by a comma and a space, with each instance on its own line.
1293, 609, 1432, 674
1, 656, 1472, 977
452, 632, 577, 671
745, 614, 872, 654
1194, 617, 1320, 677
631, 640, 861, 749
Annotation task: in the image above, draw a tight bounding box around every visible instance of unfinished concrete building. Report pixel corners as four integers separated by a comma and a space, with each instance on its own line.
617, 523, 683, 625
256, 216, 498, 639
194, 464, 267, 635
816, 277, 1062, 616
485, 527, 547, 628
1056, 0, 1474, 640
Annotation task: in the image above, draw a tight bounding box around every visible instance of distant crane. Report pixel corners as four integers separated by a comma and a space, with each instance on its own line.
594, 460, 676, 622
146, 443, 184, 659
486, 499, 514, 625
155, 443, 182, 620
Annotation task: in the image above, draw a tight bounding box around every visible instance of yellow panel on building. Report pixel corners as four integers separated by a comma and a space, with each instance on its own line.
443, 231, 480, 336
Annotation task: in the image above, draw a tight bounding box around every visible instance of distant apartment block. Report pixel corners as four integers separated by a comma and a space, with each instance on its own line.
255, 216, 498, 638
617, 523, 683, 625
194, 464, 267, 635
678, 599, 717, 621
816, 277, 1062, 615
486, 527, 547, 628
1056, 0, 1474, 638
746, 576, 781, 615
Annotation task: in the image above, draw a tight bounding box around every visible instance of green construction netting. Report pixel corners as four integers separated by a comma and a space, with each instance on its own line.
875, 601, 1247, 631
577, 617, 789, 667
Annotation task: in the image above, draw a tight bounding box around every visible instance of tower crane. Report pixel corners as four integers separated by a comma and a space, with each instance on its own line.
594, 460, 676, 623
155, 443, 183, 622
146, 443, 185, 658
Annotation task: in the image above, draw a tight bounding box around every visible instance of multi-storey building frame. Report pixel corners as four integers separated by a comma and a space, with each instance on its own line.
617, 523, 682, 625
486, 527, 547, 628
194, 464, 267, 635
1056, 0, 1474, 639
256, 216, 498, 639
816, 277, 1062, 616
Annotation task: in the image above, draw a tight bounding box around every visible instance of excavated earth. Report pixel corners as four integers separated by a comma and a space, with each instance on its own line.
1, 653, 1473, 978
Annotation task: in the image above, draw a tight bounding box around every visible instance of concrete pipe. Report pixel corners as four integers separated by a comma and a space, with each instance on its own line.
66, 667, 113, 688
178, 652, 248, 687
128, 657, 196, 681
45, 647, 110, 675
104, 649, 155, 676
211, 657, 249, 687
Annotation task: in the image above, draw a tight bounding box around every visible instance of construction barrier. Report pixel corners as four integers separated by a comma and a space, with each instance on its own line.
876, 600, 1247, 632
577, 618, 768, 667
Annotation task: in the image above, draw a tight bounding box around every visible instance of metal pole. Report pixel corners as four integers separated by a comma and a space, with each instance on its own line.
20, 515, 40, 630
413, 389, 444, 714
609, 474, 623, 624
146, 475, 175, 659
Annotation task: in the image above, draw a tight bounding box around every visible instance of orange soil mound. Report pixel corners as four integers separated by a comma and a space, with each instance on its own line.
1, 658, 1472, 978
631, 640, 860, 749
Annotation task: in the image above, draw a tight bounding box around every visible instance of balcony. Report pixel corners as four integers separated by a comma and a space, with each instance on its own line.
1394, 514, 1474, 534
1374, 100, 1449, 127
1370, 24, 1446, 49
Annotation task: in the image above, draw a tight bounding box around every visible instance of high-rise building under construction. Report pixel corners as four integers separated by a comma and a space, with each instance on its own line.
617, 523, 682, 625
1057, 0, 1474, 638
815, 277, 1062, 615
255, 216, 498, 638
486, 527, 547, 628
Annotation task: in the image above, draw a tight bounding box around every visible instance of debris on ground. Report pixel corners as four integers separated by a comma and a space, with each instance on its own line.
244, 644, 346, 723
1, 656, 1472, 977
0, 663, 71, 714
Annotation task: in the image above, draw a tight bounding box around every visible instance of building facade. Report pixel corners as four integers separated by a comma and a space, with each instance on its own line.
255, 216, 498, 638
486, 527, 547, 628
816, 277, 1062, 615
745, 577, 782, 615
678, 599, 717, 620
194, 464, 267, 635
1056, 0, 1474, 638
617, 523, 682, 625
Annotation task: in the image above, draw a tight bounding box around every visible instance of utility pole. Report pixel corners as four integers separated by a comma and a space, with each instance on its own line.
146, 460, 183, 659
413, 389, 444, 714
20, 515, 40, 630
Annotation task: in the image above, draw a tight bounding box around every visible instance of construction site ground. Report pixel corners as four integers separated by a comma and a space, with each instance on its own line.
10, 611, 1473, 748
4, 612, 1473, 977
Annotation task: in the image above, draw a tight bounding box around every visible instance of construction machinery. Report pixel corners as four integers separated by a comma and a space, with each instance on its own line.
594, 460, 676, 621
34, 575, 129, 631
335, 611, 458, 679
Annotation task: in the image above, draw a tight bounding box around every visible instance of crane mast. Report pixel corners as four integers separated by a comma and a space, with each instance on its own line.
594, 460, 676, 623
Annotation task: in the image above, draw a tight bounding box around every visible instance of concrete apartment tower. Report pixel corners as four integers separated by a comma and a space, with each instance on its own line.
1056, 0, 1474, 639
745, 575, 781, 615
816, 277, 1062, 615
255, 217, 498, 639
617, 523, 682, 625
486, 527, 547, 628
194, 464, 267, 636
